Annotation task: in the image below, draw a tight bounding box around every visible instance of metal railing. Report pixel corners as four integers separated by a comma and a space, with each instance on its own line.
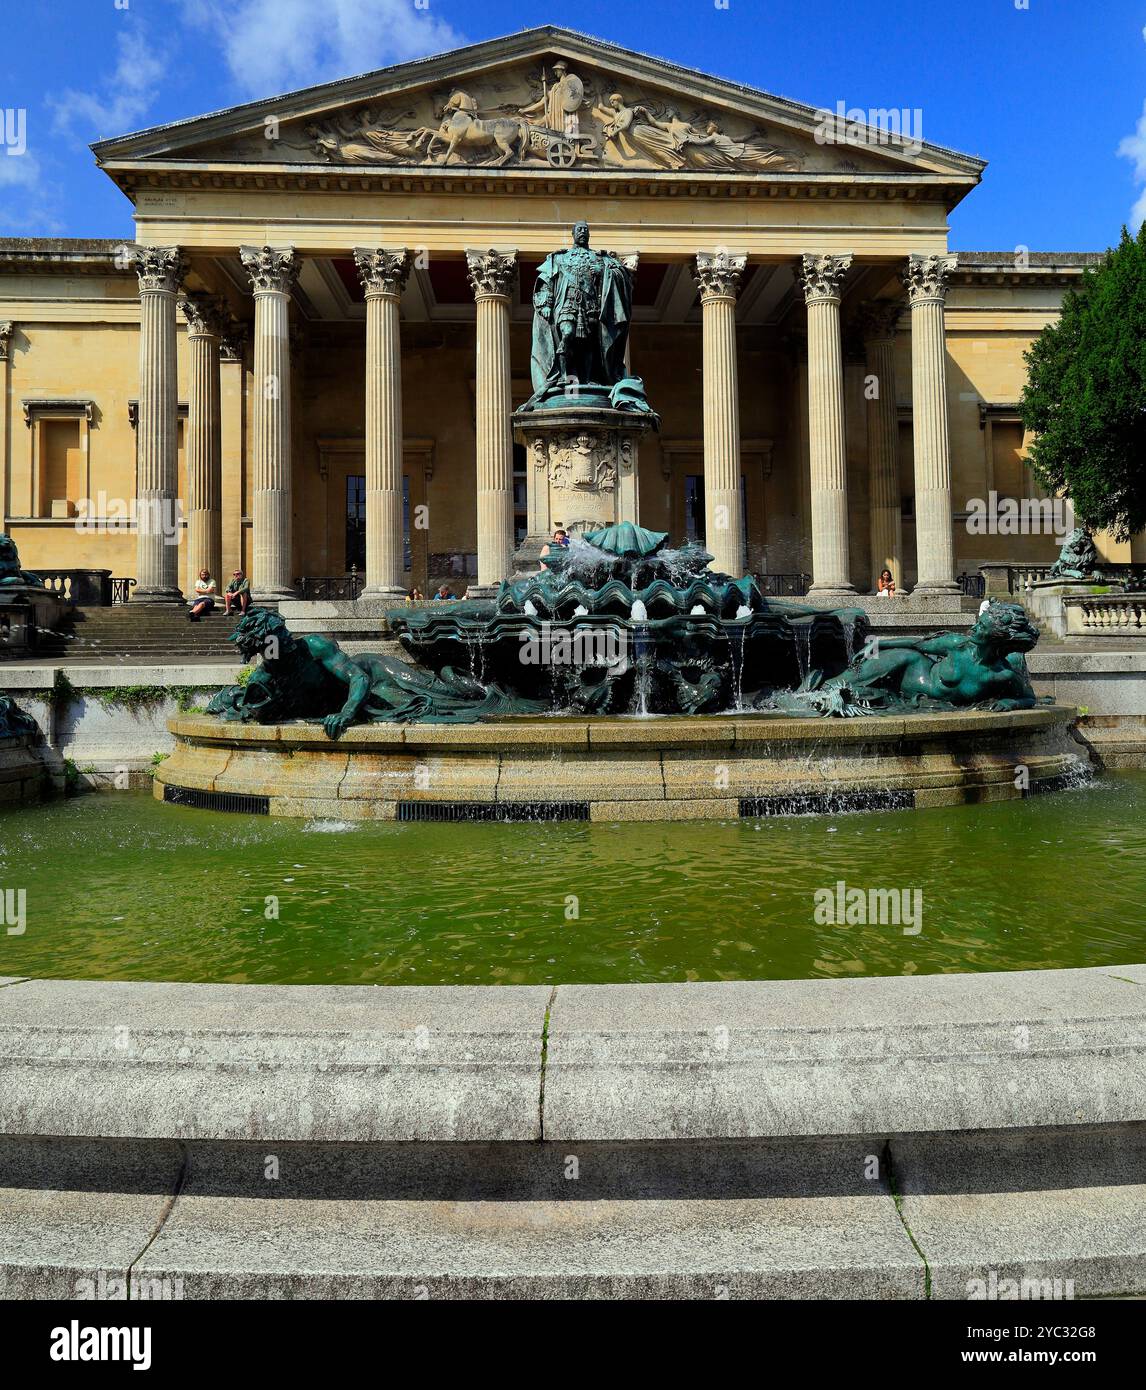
295, 568, 365, 602
755, 573, 811, 597
111, 578, 136, 605
959, 572, 986, 600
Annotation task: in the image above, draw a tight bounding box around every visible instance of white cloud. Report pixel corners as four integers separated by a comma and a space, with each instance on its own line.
1117, 99, 1146, 229
182, 0, 464, 98
49, 28, 167, 140
0, 151, 63, 235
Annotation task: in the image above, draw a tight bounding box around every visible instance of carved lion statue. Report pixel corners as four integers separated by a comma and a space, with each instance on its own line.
0, 534, 44, 588
0, 694, 39, 740
1050, 527, 1101, 582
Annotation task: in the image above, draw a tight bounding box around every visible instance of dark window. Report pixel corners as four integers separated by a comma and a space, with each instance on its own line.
347, 474, 412, 572
512, 441, 528, 548
685, 475, 746, 550
346, 474, 366, 571
402, 474, 411, 571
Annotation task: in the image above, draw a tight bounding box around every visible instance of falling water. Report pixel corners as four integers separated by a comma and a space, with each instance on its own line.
734, 623, 748, 711
796, 623, 812, 683
842, 615, 857, 664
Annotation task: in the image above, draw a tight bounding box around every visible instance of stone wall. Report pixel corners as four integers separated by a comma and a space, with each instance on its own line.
0, 733, 55, 804
0, 664, 236, 787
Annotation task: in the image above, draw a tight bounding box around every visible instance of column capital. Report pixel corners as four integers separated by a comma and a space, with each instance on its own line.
903, 253, 958, 305
465, 248, 517, 300
798, 253, 853, 305
219, 321, 248, 363
693, 250, 747, 301
131, 245, 187, 295
353, 247, 412, 298
855, 299, 902, 344
239, 244, 299, 295
0, 322, 13, 362
180, 293, 229, 339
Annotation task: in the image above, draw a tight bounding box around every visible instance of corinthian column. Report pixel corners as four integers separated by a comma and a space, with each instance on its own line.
0, 323, 12, 524
799, 252, 855, 594
354, 248, 411, 597
180, 294, 226, 589
904, 254, 959, 592
132, 246, 187, 602
240, 245, 299, 600
857, 300, 904, 592
694, 251, 747, 577
465, 248, 516, 592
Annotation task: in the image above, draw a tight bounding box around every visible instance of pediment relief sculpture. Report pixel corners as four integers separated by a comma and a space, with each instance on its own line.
302, 61, 802, 174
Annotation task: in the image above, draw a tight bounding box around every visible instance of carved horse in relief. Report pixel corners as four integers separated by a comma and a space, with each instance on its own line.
419, 102, 530, 167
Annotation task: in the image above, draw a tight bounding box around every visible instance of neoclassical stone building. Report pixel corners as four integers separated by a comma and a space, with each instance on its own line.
0, 27, 1123, 600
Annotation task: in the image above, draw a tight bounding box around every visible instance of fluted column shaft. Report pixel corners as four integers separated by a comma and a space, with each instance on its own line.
906, 254, 959, 592
241, 245, 299, 600
466, 249, 516, 590
0, 323, 12, 524
181, 296, 225, 587
694, 252, 747, 577
859, 301, 904, 592
355, 249, 411, 596
800, 253, 855, 593
133, 247, 186, 601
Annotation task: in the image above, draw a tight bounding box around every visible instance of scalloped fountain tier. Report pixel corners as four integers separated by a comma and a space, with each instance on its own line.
392, 524, 867, 715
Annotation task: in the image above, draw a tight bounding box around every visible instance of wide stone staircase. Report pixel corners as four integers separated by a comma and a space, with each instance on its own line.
55, 606, 245, 664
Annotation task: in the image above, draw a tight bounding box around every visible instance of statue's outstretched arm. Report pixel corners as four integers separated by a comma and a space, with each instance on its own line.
309, 640, 371, 738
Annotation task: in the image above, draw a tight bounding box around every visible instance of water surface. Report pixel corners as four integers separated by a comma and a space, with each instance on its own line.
1, 776, 1143, 986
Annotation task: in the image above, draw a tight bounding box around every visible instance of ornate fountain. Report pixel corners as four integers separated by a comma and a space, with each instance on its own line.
151, 221, 1083, 819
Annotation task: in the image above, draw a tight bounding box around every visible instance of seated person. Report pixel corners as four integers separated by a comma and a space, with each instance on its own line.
540, 528, 570, 567
223, 570, 251, 615
433, 584, 454, 601
876, 567, 896, 597
188, 569, 217, 621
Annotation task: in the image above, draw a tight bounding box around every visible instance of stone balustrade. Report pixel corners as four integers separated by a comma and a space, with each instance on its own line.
1065, 594, 1146, 636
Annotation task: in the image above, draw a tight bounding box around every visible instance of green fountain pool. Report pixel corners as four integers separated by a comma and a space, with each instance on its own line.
1, 774, 1143, 987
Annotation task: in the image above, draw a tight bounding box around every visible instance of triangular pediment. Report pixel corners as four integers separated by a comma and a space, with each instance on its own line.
93, 27, 983, 184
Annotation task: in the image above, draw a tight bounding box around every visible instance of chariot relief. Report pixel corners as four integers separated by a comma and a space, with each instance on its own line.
302, 60, 801, 173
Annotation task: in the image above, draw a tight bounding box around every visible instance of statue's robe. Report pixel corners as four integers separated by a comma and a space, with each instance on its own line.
528, 247, 632, 402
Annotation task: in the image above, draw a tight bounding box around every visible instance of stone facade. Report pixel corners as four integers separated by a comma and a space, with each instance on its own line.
0, 29, 1137, 598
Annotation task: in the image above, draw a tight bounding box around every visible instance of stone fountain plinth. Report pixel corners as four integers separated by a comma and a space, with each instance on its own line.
512, 404, 656, 573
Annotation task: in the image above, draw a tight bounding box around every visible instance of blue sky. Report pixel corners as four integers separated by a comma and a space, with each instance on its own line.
3, 0, 1145, 250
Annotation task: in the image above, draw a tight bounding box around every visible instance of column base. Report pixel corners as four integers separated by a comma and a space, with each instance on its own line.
807, 581, 857, 597
359, 585, 406, 600
131, 587, 184, 605
911, 580, 961, 595
462, 583, 500, 601
252, 588, 296, 605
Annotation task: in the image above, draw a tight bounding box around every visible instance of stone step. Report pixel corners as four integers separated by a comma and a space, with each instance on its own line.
3, 1126, 1143, 1299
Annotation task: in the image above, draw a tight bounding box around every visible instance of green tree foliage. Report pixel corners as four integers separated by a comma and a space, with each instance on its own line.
1020, 225, 1146, 541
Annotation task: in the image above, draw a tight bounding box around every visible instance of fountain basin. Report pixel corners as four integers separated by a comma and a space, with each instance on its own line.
156, 706, 1086, 820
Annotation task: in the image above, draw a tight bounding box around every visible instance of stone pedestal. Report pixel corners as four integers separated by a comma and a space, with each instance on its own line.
511, 406, 656, 573
1028, 581, 1105, 639
0, 586, 70, 652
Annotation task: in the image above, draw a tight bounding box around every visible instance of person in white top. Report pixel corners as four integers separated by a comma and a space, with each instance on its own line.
188, 569, 217, 621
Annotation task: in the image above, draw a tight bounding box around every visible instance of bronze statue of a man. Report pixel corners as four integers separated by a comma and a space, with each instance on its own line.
524, 221, 652, 413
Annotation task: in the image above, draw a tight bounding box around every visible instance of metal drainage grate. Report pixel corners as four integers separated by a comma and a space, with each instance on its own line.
163, 784, 270, 815
739, 789, 914, 818
397, 800, 590, 823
